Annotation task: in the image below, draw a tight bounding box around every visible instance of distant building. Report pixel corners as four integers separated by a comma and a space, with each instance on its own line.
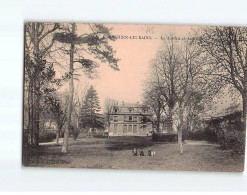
108, 102, 153, 136
204, 111, 244, 132
201, 103, 244, 131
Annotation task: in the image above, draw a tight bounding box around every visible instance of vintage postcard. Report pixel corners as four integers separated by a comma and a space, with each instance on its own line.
23, 22, 246, 172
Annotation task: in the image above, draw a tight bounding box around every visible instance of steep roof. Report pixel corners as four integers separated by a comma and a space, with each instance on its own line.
110, 102, 152, 115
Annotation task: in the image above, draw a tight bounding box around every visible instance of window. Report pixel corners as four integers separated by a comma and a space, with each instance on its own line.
143, 125, 147, 131
128, 125, 132, 132
114, 124, 118, 132
143, 108, 148, 113
114, 108, 118, 113
114, 116, 118, 122
129, 116, 132, 121
123, 125, 127, 133
133, 116, 137, 122
133, 125, 137, 133
129, 108, 134, 112
124, 116, 127, 121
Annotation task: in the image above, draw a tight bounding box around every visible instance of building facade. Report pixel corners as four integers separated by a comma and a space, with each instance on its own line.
109, 102, 153, 136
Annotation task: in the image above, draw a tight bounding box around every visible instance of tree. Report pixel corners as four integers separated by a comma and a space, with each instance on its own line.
79, 86, 104, 132
24, 22, 60, 148
53, 23, 119, 153
183, 90, 204, 138
143, 84, 165, 133
103, 98, 118, 137
197, 26, 247, 131
45, 93, 68, 145
145, 35, 211, 154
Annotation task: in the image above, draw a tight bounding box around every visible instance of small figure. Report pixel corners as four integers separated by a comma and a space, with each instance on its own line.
139, 149, 145, 156
132, 148, 138, 156
148, 149, 155, 157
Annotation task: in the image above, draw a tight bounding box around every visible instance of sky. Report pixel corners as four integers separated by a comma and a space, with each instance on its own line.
55, 23, 242, 114
72, 23, 194, 108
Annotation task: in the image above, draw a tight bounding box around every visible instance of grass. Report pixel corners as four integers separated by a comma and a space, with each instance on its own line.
26, 136, 245, 172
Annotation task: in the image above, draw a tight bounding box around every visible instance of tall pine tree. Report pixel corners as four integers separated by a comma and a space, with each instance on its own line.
79, 86, 104, 132
53, 23, 119, 153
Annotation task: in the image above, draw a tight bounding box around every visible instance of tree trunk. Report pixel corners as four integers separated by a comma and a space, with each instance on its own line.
33, 81, 40, 147
157, 111, 160, 133
242, 91, 247, 132
167, 107, 174, 133
178, 128, 183, 154
27, 81, 32, 146
24, 80, 31, 165
62, 23, 75, 153
107, 121, 110, 139
178, 105, 184, 154
32, 24, 40, 148
31, 81, 34, 146
56, 130, 60, 145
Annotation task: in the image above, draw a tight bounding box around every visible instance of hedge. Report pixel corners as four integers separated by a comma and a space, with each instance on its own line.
186, 129, 218, 142
39, 131, 56, 143
217, 130, 245, 154
152, 133, 178, 142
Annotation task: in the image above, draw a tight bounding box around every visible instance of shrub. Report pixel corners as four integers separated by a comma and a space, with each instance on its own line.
152, 133, 178, 142
39, 131, 56, 143
72, 129, 79, 140
93, 130, 107, 138
186, 129, 218, 142
67, 125, 79, 140
217, 130, 245, 154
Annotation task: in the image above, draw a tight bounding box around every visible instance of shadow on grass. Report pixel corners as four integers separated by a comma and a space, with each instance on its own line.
26, 145, 72, 166
29, 144, 67, 157
28, 158, 71, 165
106, 136, 156, 151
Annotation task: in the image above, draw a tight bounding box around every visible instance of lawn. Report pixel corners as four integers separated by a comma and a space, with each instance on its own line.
26, 136, 245, 172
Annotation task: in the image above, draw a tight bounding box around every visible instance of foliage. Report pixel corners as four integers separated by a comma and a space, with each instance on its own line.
79, 86, 104, 130
52, 23, 120, 153
53, 23, 120, 77
24, 23, 61, 148
103, 98, 118, 127
39, 131, 57, 143
152, 133, 178, 142
143, 36, 213, 135
142, 85, 165, 132
70, 126, 79, 140
45, 94, 67, 132
92, 130, 108, 138
217, 129, 245, 154
186, 129, 218, 142
197, 26, 247, 131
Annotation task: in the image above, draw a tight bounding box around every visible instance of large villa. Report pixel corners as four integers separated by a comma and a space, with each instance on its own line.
108, 102, 153, 136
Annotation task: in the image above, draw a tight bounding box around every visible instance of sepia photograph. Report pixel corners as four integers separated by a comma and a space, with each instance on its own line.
22, 22, 246, 172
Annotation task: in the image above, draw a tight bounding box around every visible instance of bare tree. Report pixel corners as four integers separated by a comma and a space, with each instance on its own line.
198, 26, 247, 131
146, 36, 210, 154
103, 98, 118, 137
143, 83, 165, 133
